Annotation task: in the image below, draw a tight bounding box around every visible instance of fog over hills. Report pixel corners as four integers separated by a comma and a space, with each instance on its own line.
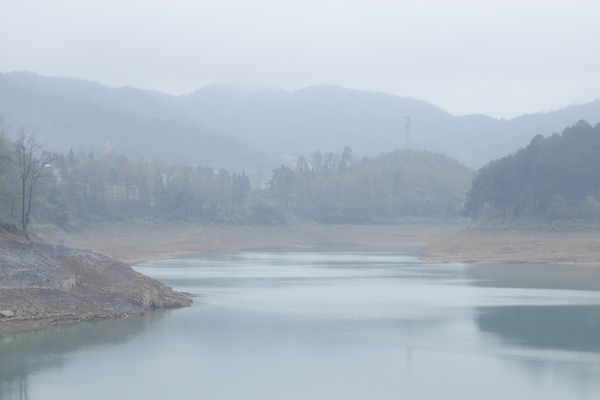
1, 72, 599, 172
174, 85, 453, 162
176, 84, 600, 168
0, 72, 275, 173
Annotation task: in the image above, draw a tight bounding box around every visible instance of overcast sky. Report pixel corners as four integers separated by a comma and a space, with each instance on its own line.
1, 0, 599, 118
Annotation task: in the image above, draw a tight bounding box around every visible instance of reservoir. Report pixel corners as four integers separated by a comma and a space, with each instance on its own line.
2, 252, 600, 399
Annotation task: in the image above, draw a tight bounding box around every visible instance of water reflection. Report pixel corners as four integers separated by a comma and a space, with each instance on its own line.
0, 310, 167, 399
1, 254, 600, 400
477, 305, 600, 352
467, 263, 600, 291
469, 263, 600, 353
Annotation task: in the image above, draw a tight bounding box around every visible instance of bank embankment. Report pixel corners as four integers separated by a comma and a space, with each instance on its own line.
422, 229, 600, 265
34, 223, 464, 264
0, 235, 192, 334
31, 223, 600, 266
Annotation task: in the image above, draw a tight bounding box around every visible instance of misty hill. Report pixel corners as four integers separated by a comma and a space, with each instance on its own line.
175, 84, 454, 162
2, 72, 600, 171
463, 120, 600, 221
175, 84, 600, 168
0, 72, 274, 173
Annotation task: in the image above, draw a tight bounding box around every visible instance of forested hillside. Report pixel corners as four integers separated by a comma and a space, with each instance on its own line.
464, 120, 600, 222
271, 148, 473, 222
0, 125, 473, 230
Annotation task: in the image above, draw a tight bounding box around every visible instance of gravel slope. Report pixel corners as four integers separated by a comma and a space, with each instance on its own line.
0, 237, 191, 333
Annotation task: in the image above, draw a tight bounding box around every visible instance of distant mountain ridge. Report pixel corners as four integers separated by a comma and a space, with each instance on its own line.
175, 84, 600, 168
1, 72, 599, 171
174, 84, 453, 162
0, 72, 275, 173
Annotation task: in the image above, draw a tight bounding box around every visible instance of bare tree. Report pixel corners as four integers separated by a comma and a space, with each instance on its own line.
12, 128, 52, 233
0, 120, 16, 221
0, 120, 11, 178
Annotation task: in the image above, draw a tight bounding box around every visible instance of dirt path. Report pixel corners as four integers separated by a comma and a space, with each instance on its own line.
34, 223, 463, 265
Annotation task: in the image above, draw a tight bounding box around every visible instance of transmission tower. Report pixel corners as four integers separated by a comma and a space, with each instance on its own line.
405, 115, 411, 149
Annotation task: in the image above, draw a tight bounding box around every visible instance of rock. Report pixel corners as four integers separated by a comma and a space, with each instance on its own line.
0, 238, 192, 329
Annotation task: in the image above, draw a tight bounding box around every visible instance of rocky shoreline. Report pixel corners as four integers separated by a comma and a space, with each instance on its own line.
0, 236, 192, 334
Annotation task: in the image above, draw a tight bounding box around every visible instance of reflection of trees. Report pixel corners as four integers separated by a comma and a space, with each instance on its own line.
0, 310, 167, 399
476, 306, 600, 352
467, 263, 600, 291
0, 374, 28, 400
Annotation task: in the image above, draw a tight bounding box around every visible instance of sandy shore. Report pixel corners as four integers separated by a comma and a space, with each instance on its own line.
34, 223, 463, 265
422, 229, 600, 265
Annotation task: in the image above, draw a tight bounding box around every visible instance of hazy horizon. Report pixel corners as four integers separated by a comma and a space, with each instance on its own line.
2, 1, 600, 119
4, 71, 599, 122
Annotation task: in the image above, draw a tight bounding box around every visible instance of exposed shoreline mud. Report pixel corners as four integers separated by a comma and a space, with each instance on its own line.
422, 228, 600, 265
33, 223, 600, 266
34, 223, 464, 265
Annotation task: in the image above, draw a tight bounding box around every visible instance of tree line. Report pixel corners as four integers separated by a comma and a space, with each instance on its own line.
271, 146, 473, 222
463, 120, 600, 222
0, 127, 474, 233
0, 128, 255, 231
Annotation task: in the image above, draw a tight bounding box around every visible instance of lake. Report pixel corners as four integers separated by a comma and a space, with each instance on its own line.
2, 252, 600, 399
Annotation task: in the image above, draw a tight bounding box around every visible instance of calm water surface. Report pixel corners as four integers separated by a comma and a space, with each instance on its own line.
2, 252, 600, 399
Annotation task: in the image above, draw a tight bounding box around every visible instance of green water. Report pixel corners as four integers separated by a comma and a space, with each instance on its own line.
1, 252, 600, 399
